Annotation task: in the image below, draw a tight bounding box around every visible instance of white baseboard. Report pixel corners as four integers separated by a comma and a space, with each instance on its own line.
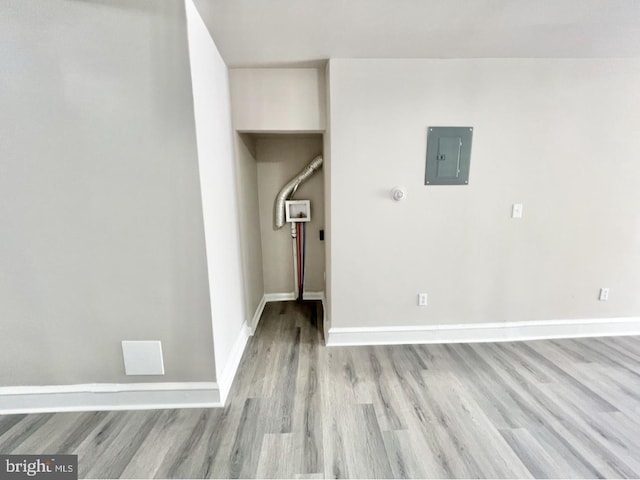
321, 292, 329, 343
216, 322, 251, 405
249, 295, 267, 334
326, 317, 640, 346
0, 382, 221, 415
264, 292, 296, 302
302, 291, 324, 300
264, 291, 324, 302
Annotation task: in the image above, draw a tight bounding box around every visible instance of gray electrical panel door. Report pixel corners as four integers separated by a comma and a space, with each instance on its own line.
425, 127, 473, 185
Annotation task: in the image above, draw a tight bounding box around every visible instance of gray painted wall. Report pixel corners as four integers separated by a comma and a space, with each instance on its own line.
0, 0, 217, 385
328, 58, 640, 328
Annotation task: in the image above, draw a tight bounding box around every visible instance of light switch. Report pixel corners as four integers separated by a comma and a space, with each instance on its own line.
512, 203, 523, 218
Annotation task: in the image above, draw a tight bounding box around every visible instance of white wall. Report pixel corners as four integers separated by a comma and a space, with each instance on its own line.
255, 136, 325, 295
323, 62, 334, 334
229, 68, 326, 132
328, 58, 640, 329
0, 0, 216, 385
185, 0, 247, 401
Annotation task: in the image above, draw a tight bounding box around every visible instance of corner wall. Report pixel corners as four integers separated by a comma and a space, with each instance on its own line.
185, 0, 248, 403
327, 58, 640, 339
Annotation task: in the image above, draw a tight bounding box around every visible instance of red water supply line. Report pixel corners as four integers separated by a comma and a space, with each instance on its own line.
297, 223, 304, 300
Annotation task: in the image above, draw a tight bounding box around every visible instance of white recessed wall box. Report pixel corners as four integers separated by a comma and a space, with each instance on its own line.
425, 127, 473, 185
122, 340, 165, 375
285, 200, 311, 222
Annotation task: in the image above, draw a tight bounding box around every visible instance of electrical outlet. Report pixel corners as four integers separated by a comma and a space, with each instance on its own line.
599, 288, 610, 301
418, 293, 428, 306
512, 203, 523, 218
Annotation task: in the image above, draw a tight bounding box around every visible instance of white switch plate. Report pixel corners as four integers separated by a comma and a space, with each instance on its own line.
599, 288, 610, 301
122, 340, 165, 375
512, 203, 523, 218
418, 293, 428, 306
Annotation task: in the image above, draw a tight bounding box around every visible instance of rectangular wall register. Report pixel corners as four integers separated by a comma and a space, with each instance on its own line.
425, 127, 473, 185
121, 340, 165, 375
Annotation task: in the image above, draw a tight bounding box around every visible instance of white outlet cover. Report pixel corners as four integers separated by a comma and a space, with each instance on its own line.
512, 203, 523, 218
122, 340, 165, 375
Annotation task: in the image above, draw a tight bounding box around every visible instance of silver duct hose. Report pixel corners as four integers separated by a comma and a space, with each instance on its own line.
274, 155, 323, 229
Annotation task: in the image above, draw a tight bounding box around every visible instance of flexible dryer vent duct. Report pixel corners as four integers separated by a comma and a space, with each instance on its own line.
274, 155, 323, 229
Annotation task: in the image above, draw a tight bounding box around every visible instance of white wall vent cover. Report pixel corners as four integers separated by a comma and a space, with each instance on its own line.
122, 340, 165, 375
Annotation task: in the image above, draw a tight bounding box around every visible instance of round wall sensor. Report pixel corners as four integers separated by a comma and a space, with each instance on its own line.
391, 186, 406, 201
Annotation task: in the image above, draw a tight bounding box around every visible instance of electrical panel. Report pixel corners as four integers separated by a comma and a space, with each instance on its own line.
425, 127, 473, 185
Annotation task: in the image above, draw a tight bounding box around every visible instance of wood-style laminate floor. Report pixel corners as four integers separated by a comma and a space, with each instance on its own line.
2, 301, 640, 478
